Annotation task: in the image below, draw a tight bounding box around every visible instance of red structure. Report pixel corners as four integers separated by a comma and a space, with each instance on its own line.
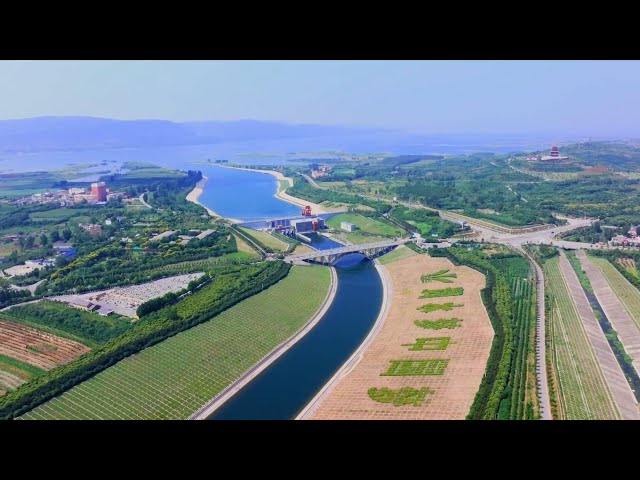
549, 145, 560, 157
91, 182, 108, 202
301, 205, 312, 216
311, 219, 319, 231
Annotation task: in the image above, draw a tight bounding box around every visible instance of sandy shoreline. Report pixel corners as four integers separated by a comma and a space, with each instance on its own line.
185, 176, 241, 223
215, 164, 341, 214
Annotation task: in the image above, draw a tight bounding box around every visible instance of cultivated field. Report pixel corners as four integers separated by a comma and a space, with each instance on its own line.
238, 227, 289, 252
0, 320, 89, 371
544, 256, 621, 419
53, 273, 203, 318
591, 256, 640, 331
20, 265, 330, 420
0, 354, 45, 396
308, 254, 493, 419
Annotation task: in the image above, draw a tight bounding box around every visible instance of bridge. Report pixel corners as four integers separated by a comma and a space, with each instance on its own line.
284, 239, 412, 265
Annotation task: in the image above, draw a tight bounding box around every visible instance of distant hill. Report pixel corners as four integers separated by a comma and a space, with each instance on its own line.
0, 116, 386, 153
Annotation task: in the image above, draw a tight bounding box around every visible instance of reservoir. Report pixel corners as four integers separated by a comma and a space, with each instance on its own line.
197, 168, 384, 419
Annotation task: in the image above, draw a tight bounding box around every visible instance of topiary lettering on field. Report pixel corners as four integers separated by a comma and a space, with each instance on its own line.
414, 318, 462, 330
381, 359, 448, 376
368, 387, 434, 407
402, 337, 451, 351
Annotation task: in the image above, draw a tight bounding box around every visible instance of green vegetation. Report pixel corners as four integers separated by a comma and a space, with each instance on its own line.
381, 359, 449, 376
0, 354, 45, 380
430, 245, 537, 420
238, 227, 289, 252
2, 301, 130, 347
389, 206, 458, 238
367, 387, 433, 407
20, 265, 330, 420
421, 269, 457, 283
543, 255, 619, 419
565, 251, 593, 293
377, 245, 417, 264
1, 261, 290, 419
326, 212, 401, 236
419, 287, 463, 298
589, 256, 640, 330
402, 337, 451, 351
417, 302, 463, 313
414, 318, 462, 330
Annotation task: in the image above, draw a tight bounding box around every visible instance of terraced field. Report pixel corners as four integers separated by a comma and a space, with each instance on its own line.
544, 256, 619, 419
590, 256, 640, 330
20, 265, 330, 420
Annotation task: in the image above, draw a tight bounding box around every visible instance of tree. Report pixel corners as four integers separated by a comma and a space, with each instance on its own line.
40, 234, 48, 246
63, 228, 72, 241
25, 236, 35, 249
51, 230, 61, 243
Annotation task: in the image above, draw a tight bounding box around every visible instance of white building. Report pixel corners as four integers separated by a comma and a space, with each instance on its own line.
340, 221, 357, 232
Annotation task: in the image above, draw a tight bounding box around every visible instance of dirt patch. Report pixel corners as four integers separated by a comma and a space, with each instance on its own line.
0, 320, 90, 370
309, 254, 493, 419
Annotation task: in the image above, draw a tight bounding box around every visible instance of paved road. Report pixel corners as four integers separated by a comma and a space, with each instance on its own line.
285, 239, 411, 263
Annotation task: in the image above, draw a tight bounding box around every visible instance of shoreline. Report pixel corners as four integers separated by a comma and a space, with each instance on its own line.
185, 176, 242, 223
215, 164, 341, 214
191, 266, 338, 420
296, 260, 392, 420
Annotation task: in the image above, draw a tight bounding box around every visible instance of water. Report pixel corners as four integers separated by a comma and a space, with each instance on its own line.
209, 254, 382, 420
197, 165, 299, 221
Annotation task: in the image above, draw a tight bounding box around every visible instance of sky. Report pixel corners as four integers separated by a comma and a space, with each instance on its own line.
0, 60, 638, 136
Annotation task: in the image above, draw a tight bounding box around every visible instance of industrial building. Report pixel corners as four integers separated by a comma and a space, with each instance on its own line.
291, 217, 324, 233
340, 221, 357, 232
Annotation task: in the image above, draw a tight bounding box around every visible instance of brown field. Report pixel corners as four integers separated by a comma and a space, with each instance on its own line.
293, 244, 315, 254
0, 320, 89, 370
616, 258, 636, 270
309, 254, 493, 419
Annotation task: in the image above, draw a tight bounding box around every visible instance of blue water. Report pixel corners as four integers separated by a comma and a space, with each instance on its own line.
197, 165, 300, 221
209, 253, 382, 420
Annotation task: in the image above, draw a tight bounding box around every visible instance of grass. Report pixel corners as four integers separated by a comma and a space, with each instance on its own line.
419, 287, 463, 298
414, 318, 462, 330
381, 359, 449, 376
368, 387, 433, 406
238, 227, 289, 252
340, 232, 388, 245
29, 208, 81, 220
421, 269, 457, 283
326, 212, 402, 236
544, 256, 619, 419
417, 302, 463, 314
20, 265, 330, 420
377, 245, 417, 265
0, 354, 46, 380
590, 256, 640, 331
402, 337, 451, 351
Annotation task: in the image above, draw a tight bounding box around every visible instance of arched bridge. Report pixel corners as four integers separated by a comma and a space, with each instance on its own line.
284, 239, 413, 265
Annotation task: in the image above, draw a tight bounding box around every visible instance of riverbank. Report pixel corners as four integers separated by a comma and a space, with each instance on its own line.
297, 260, 392, 419
304, 253, 494, 419
192, 266, 338, 419
216, 164, 338, 214
185, 176, 241, 223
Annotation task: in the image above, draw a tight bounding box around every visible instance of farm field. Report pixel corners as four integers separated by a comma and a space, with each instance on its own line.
0, 319, 90, 371
377, 245, 418, 265
238, 227, 289, 252
543, 256, 620, 419
20, 265, 330, 420
336, 232, 388, 245
28, 208, 81, 220
326, 212, 403, 236
591, 256, 640, 331
0, 354, 45, 396
308, 254, 493, 419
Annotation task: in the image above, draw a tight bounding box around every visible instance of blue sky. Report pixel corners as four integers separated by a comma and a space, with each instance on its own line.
0, 60, 637, 135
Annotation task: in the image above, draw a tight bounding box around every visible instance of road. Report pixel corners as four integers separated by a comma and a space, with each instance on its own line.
138, 192, 153, 209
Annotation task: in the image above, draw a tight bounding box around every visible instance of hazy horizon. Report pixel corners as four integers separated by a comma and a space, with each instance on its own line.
0, 60, 638, 137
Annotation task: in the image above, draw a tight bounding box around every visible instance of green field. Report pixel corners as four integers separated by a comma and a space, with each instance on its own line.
590, 256, 640, 330
20, 265, 330, 420
340, 232, 388, 245
238, 227, 289, 252
377, 245, 418, 265
0, 354, 45, 394
544, 256, 619, 419
326, 212, 402, 236
29, 208, 81, 221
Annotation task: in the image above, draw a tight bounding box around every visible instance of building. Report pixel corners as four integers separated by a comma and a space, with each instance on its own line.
91, 182, 108, 202
68, 187, 86, 195
66, 297, 100, 313
340, 221, 357, 232
540, 145, 569, 161
291, 217, 325, 233
79, 223, 102, 236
